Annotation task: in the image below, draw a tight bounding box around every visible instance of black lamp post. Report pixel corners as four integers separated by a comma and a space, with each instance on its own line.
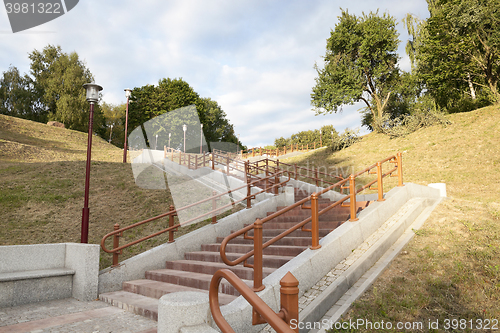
123, 88, 132, 163
81, 83, 103, 243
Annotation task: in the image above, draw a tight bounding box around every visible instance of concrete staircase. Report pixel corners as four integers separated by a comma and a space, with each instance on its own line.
99, 187, 370, 321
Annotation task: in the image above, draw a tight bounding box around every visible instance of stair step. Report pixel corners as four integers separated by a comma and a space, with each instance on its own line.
216, 236, 315, 247
259, 221, 343, 230
145, 268, 252, 296
165, 260, 275, 280
244, 228, 332, 238
123, 279, 236, 305
202, 243, 306, 256
184, 251, 294, 268
100, 291, 159, 321
266, 211, 350, 223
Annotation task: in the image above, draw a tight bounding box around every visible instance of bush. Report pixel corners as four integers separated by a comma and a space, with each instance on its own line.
374, 110, 451, 138
331, 128, 360, 151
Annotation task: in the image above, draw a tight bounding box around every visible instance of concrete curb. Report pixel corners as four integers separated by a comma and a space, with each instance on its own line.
308, 196, 445, 333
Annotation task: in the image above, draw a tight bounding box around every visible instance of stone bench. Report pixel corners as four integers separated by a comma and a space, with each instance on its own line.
0, 268, 76, 307
0, 243, 99, 308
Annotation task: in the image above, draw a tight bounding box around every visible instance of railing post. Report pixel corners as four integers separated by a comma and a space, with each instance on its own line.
314, 166, 319, 187
310, 193, 321, 250
212, 191, 218, 224
211, 153, 215, 170
246, 161, 252, 209
253, 219, 264, 292
274, 173, 279, 195
179, 151, 182, 165
349, 174, 359, 221
188, 154, 191, 169
112, 223, 120, 267
280, 272, 299, 332
203, 153, 206, 167
284, 146, 287, 155
397, 152, 404, 186
377, 161, 385, 201
195, 154, 198, 170
168, 205, 176, 243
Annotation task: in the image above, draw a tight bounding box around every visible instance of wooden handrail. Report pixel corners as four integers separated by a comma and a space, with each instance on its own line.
219, 153, 403, 290
209, 269, 298, 333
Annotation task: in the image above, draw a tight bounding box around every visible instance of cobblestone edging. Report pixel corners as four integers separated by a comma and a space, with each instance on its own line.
260, 198, 422, 333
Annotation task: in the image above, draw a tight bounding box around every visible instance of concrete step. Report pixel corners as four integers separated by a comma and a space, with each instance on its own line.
264, 213, 349, 222
122, 279, 236, 305
145, 268, 252, 296
217, 236, 317, 247
99, 290, 159, 321
245, 228, 332, 238
164, 259, 275, 280
184, 251, 294, 268
201, 243, 307, 257
256, 220, 343, 230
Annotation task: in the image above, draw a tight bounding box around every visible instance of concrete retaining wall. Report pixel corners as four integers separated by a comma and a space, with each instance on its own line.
0, 243, 100, 307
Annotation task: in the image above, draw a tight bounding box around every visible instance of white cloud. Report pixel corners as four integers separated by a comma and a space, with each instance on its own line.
0, 0, 429, 147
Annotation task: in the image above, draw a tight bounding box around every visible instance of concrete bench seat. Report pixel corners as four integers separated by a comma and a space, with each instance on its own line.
0, 243, 99, 308
0, 268, 75, 282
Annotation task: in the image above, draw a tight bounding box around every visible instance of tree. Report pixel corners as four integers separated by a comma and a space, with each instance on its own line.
0, 66, 46, 121
311, 9, 400, 127
416, 0, 500, 109
102, 102, 126, 147
29, 45, 104, 132
128, 78, 242, 152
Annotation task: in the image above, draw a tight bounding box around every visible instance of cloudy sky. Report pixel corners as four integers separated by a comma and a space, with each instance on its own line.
1, 0, 430, 148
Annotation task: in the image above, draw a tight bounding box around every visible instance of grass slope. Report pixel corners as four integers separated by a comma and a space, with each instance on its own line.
280, 105, 500, 330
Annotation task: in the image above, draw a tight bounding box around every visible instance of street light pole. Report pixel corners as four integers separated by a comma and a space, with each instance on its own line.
168, 133, 171, 149
183, 124, 187, 153
319, 129, 322, 147
108, 124, 113, 143
123, 88, 132, 163
81, 83, 103, 243
200, 123, 203, 154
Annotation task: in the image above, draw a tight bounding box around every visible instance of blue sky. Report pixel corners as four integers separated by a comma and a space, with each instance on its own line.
1, 0, 430, 148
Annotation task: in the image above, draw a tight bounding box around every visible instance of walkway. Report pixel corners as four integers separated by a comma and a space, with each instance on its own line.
0, 298, 156, 333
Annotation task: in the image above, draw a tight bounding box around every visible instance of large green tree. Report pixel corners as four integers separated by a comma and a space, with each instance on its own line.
0, 66, 46, 121
311, 9, 400, 126
29, 45, 104, 132
416, 0, 500, 109
128, 78, 241, 152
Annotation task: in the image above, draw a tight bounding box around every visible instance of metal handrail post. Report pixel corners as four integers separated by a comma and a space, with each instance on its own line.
280, 272, 299, 332
377, 161, 385, 201
349, 175, 359, 221
397, 152, 404, 186
310, 193, 321, 250
112, 223, 120, 266
253, 219, 264, 291
168, 205, 176, 243
212, 191, 218, 224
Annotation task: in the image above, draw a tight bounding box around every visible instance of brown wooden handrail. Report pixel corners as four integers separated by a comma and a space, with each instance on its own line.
101, 169, 290, 266
209, 269, 298, 333
220, 153, 403, 290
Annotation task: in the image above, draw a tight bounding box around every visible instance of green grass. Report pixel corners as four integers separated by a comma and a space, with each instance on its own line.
276, 105, 500, 331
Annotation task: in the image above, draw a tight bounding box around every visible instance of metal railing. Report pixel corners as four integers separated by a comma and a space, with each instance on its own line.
219, 153, 403, 291
210, 269, 298, 333
240, 142, 320, 159
101, 170, 291, 266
